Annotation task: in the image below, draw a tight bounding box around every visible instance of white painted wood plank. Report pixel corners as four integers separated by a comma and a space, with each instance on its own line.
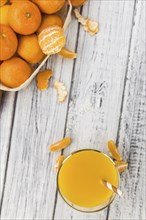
54, 1, 136, 219
0, 18, 79, 219
0, 93, 16, 201
108, 1, 146, 219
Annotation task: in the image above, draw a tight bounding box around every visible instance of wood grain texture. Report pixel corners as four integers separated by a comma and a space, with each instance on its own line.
0, 19, 79, 219
1, 0, 145, 220
54, 1, 136, 219
108, 1, 146, 219
0, 93, 17, 202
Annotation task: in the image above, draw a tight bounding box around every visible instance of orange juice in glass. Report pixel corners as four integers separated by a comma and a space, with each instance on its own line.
57, 149, 119, 212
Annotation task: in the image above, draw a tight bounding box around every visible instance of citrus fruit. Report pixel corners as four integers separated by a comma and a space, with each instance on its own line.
108, 140, 122, 161
10, 0, 30, 3
37, 14, 63, 34
0, 24, 18, 61
0, 57, 32, 88
17, 34, 45, 64
0, 5, 10, 25
58, 47, 77, 59
49, 137, 71, 152
36, 69, 53, 91
33, 0, 65, 14
71, 0, 87, 7
0, 0, 7, 7
38, 26, 66, 55
8, 1, 41, 35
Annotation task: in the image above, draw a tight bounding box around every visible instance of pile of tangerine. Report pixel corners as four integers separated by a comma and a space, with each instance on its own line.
0, 0, 86, 89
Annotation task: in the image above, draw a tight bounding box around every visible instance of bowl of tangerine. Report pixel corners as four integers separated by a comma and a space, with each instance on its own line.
0, 0, 88, 92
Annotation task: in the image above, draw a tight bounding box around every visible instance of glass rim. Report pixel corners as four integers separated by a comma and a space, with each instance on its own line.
57, 148, 120, 213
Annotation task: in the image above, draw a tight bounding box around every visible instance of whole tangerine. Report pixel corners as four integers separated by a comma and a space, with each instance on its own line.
10, 0, 29, 3
8, 1, 42, 35
33, 0, 65, 14
70, 0, 87, 7
0, 24, 18, 61
0, 5, 10, 25
38, 26, 66, 55
0, 57, 32, 88
17, 34, 45, 64
37, 14, 63, 34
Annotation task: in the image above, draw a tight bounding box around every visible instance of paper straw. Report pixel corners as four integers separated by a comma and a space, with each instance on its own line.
102, 180, 122, 196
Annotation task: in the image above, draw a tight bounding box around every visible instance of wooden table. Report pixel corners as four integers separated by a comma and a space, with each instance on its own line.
0, 1, 145, 219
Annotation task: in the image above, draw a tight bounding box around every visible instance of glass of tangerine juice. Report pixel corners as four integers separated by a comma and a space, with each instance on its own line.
57, 149, 120, 212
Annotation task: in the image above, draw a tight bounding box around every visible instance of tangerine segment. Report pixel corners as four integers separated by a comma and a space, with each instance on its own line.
0, 0, 7, 7
0, 57, 32, 88
38, 26, 66, 55
71, 0, 87, 7
108, 140, 122, 161
33, 0, 65, 14
8, 1, 42, 35
49, 137, 71, 152
55, 155, 66, 171
0, 5, 10, 25
115, 161, 128, 173
0, 25, 18, 61
58, 47, 77, 59
17, 34, 45, 64
37, 14, 63, 34
36, 69, 53, 91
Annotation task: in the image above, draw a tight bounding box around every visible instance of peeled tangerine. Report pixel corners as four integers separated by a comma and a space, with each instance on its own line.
49, 137, 71, 152
38, 26, 66, 56
36, 69, 53, 91
108, 140, 122, 161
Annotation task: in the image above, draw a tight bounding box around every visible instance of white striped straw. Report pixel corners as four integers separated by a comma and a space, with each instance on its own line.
102, 180, 122, 196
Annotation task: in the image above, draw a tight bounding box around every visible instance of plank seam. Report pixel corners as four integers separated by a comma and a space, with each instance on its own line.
0, 92, 18, 212
51, 7, 83, 220
0, 92, 3, 106
115, 0, 137, 146
106, 0, 137, 219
